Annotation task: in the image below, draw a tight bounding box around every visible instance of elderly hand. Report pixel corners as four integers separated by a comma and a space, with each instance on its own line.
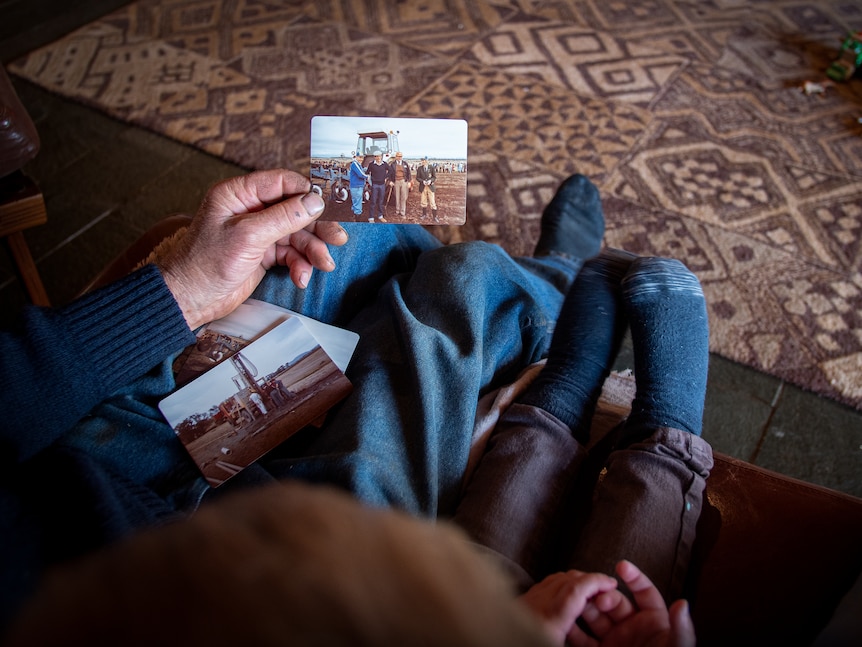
158, 169, 348, 329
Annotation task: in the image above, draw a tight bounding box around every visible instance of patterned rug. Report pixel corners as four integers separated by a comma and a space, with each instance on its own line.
10, 0, 862, 410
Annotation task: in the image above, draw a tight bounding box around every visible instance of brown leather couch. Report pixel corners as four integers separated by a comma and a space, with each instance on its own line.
592, 373, 862, 646
691, 454, 862, 645
88, 217, 862, 645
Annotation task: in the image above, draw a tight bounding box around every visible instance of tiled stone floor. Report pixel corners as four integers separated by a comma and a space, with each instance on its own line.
2, 0, 860, 498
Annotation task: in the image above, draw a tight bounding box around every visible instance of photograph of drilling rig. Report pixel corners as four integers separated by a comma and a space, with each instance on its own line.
159, 316, 352, 487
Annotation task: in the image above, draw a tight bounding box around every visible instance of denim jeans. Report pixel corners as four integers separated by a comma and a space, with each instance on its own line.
370, 183, 386, 218
350, 186, 364, 216
60, 224, 584, 517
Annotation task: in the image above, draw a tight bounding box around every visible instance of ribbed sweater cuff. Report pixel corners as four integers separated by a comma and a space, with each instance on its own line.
60, 264, 196, 390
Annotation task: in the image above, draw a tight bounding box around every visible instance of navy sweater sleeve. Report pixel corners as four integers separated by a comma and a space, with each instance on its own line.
0, 264, 197, 463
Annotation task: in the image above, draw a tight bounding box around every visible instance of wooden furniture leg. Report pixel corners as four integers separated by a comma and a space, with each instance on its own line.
1, 172, 49, 306
5, 230, 48, 306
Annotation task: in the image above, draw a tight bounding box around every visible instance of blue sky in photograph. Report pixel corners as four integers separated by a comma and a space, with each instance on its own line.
311, 116, 468, 159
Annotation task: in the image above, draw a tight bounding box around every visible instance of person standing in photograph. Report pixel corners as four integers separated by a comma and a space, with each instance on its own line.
388, 151, 412, 218
416, 156, 438, 223
348, 152, 368, 219
367, 153, 390, 222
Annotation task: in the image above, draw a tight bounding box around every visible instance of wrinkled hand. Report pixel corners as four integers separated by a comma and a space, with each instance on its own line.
574, 561, 696, 647
158, 169, 348, 329
519, 570, 619, 646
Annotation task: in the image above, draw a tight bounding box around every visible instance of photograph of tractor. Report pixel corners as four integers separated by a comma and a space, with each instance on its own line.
311, 128, 400, 204
309, 116, 468, 224
354, 129, 400, 165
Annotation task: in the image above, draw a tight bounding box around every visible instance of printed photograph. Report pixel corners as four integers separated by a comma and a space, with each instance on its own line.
160, 316, 352, 487
171, 299, 358, 387
310, 115, 467, 225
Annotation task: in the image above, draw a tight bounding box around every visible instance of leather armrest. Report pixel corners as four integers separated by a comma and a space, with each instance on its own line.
594, 372, 862, 644
689, 453, 862, 646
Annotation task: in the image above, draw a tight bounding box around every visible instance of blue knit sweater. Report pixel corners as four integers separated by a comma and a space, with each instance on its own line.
0, 264, 196, 631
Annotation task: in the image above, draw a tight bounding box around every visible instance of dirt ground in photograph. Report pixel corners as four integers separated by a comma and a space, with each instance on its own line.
316, 171, 467, 225
185, 350, 351, 487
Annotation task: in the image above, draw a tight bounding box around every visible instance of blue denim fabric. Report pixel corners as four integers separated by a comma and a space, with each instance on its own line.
370, 183, 386, 218
59, 224, 583, 518
256, 228, 583, 517
350, 186, 364, 216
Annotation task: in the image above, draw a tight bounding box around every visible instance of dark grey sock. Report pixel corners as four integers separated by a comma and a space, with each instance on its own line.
519, 249, 634, 443
621, 257, 709, 438
534, 174, 605, 261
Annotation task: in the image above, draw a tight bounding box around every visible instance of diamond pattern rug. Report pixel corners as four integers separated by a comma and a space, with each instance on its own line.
10, 0, 862, 410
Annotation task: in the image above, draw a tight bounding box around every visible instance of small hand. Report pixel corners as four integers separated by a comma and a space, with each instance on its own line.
519, 570, 618, 646
578, 561, 696, 647
158, 168, 348, 329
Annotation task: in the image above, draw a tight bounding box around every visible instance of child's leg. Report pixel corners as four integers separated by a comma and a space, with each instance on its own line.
264, 174, 608, 519
568, 257, 713, 602
453, 251, 632, 586
620, 257, 709, 440
519, 249, 634, 444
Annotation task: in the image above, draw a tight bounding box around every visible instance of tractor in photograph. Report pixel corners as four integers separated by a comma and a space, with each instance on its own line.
354, 129, 400, 165
311, 129, 400, 204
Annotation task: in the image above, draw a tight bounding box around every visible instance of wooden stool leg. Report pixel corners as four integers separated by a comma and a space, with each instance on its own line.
6, 231, 49, 306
